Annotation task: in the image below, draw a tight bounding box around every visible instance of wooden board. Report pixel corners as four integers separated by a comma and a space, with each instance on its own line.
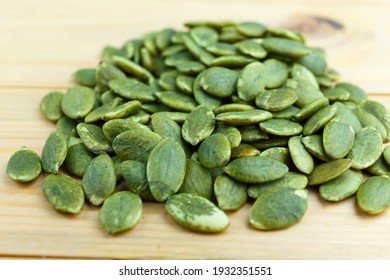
1, 0, 390, 259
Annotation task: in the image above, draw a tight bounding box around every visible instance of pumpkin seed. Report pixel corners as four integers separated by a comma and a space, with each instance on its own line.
211, 55, 255, 68
301, 135, 332, 162
199, 67, 238, 98
190, 26, 219, 47
359, 100, 390, 139
383, 146, 390, 166
102, 118, 150, 142
41, 132, 67, 174
336, 82, 368, 104
155, 91, 197, 112
260, 119, 303, 136
214, 174, 247, 211
323, 88, 350, 102
250, 186, 308, 230
214, 123, 241, 148
99, 191, 142, 234
237, 62, 265, 101
333, 102, 362, 134
238, 124, 268, 142
231, 143, 260, 158
182, 105, 215, 146
323, 121, 355, 159
272, 106, 300, 120
101, 100, 141, 121
292, 97, 329, 122
267, 28, 305, 43
262, 37, 310, 58
77, 123, 113, 154
179, 159, 213, 200
216, 109, 272, 125
61, 86, 96, 119
64, 143, 94, 177
353, 108, 387, 141
165, 193, 230, 233
193, 70, 222, 109
291, 63, 319, 89
297, 50, 327, 75
153, 111, 188, 124
236, 40, 267, 59
112, 55, 154, 82
255, 88, 298, 112
7, 147, 42, 182
365, 154, 390, 177
176, 75, 194, 95
259, 147, 292, 166
251, 136, 289, 150
108, 78, 156, 102
72, 68, 97, 87
308, 159, 352, 185
288, 136, 314, 174
198, 134, 231, 168
42, 174, 84, 214
84, 97, 122, 123
206, 42, 237, 56
40, 92, 64, 122
302, 105, 337, 136
263, 58, 288, 89
236, 21, 266, 37
213, 103, 256, 115
357, 176, 390, 214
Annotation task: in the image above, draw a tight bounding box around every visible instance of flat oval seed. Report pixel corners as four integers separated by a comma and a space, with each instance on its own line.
55, 116, 78, 140
301, 135, 332, 162
176, 75, 194, 95
84, 97, 122, 123
251, 136, 289, 150
102, 118, 150, 142
76, 123, 113, 154
42, 174, 84, 214
214, 174, 247, 211
99, 191, 142, 234
255, 88, 298, 112
72, 68, 97, 87
165, 193, 230, 233
302, 105, 337, 136
291, 63, 319, 89
260, 119, 303, 136
354, 108, 387, 141
179, 159, 213, 200
262, 37, 310, 58
366, 154, 390, 177
101, 100, 141, 121
263, 58, 288, 89
308, 159, 352, 185
224, 157, 288, 183
238, 125, 268, 142
159, 71, 179, 91
346, 127, 382, 169
319, 169, 363, 202
336, 82, 368, 104
153, 111, 188, 124
272, 106, 300, 120
213, 103, 256, 115
323, 88, 350, 101
193, 71, 222, 109
64, 143, 94, 177
113, 129, 161, 162
287, 79, 324, 108
40, 92, 64, 122
359, 100, 390, 139
292, 97, 329, 122
323, 121, 355, 159
7, 147, 42, 182
236, 40, 267, 59
237, 62, 265, 101
41, 132, 67, 174
108, 78, 156, 102
267, 28, 305, 43
231, 143, 260, 158
155, 91, 198, 112
250, 187, 308, 230
357, 176, 390, 214
216, 109, 272, 125
190, 26, 219, 47
82, 154, 116, 206
147, 138, 186, 202
199, 67, 238, 98
182, 105, 215, 146
288, 136, 314, 174
214, 123, 241, 148
198, 134, 231, 168
121, 160, 149, 195
333, 102, 362, 134
112, 55, 154, 82
61, 86, 96, 119
259, 147, 292, 166
236, 21, 266, 37
210, 55, 255, 67
206, 42, 237, 56
383, 146, 390, 166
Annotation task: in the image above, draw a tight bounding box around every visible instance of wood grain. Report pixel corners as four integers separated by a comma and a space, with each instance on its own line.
1, 0, 390, 259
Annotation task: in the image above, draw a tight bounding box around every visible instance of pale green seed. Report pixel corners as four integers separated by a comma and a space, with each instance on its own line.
263, 58, 288, 89
42, 174, 84, 214
359, 100, 390, 139
153, 111, 188, 124
260, 119, 303, 136
155, 28, 174, 50
224, 157, 288, 183
101, 100, 141, 121
319, 169, 362, 202
76, 123, 113, 154
288, 136, 314, 174
365, 154, 390, 177
259, 147, 292, 166
236, 21, 266, 37
267, 28, 305, 43
96, 62, 126, 91
61, 86, 96, 119
346, 127, 382, 170
323, 121, 355, 159
182, 34, 216, 66
190, 26, 219, 47
7, 147, 42, 182
250, 186, 308, 230
142, 103, 171, 114
323, 88, 350, 102
297, 50, 327, 75
121, 160, 154, 201
64, 143, 94, 177
262, 37, 310, 58
193, 71, 222, 109
155, 91, 198, 112
236, 40, 267, 59
147, 138, 186, 202
159, 71, 179, 91
72, 68, 97, 87
181, 105, 215, 146
237, 62, 265, 101
84, 97, 122, 123
214, 174, 247, 211
102, 118, 150, 142
40, 92, 64, 122
213, 103, 256, 115
41, 132, 67, 174
210, 55, 255, 68
291, 63, 319, 89
108, 78, 156, 102
292, 97, 329, 122
99, 191, 142, 234
272, 106, 300, 120
214, 123, 241, 148
287, 79, 324, 108
357, 176, 390, 214
215, 109, 272, 125
176, 75, 194, 95
308, 159, 352, 185
333, 102, 362, 134
251, 136, 289, 150
238, 125, 268, 142
199, 67, 238, 98
179, 159, 213, 200
231, 143, 260, 158
165, 193, 230, 233
82, 153, 116, 206
302, 105, 337, 136
112, 55, 154, 82
205, 42, 237, 56
55, 116, 78, 140
301, 135, 332, 162
255, 88, 298, 112
336, 82, 368, 104
198, 134, 231, 169
354, 108, 387, 141
383, 146, 390, 166
219, 26, 246, 43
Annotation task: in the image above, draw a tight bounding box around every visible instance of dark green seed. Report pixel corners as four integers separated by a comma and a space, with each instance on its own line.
7, 147, 42, 182
41, 132, 67, 174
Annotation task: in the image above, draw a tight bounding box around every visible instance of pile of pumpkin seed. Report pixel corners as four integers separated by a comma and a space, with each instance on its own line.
7, 20, 390, 234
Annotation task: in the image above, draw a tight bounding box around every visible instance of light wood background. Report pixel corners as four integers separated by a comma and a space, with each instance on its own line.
1, 0, 390, 259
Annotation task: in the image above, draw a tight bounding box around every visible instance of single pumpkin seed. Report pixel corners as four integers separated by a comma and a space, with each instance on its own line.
333, 102, 362, 134
7, 147, 42, 182
292, 97, 329, 122
263, 58, 288, 89
210, 55, 255, 68
112, 55, 154, 82
72, 68, 97, 87
76, 123, 113, 154
61, 86, 96, 119
365, 154, 390, 177
214, 174, 247, 211
176, 75, 194, 95
102, 118, 150, 142
193, 71, 222, 109
251, 136, 290, 150
259, 147, 292, 166
198, 134, 231, 169
199, 67, 238, 98
155, 91, 198, 112
297, 50, 327, 75
41, 132, 67, 174
182, 105, 215, 146
308, 159, 352, 185
354, 107, 387, 141
236, 40, 267, 59
262, 37, 310, 58
40, 92, 64, 122
215, 109, 272, 125
237, 62, 265, 101
108, 78, 156, 102
255, 88, 298, 112
302, 105, 337, 136
190, 26, 219, 47
323, 121, 355, 159
291, 63, 319, 89
238, 124, 268, 142
301, 135, 332, 162
64, 143, 94, 177
179, 159, 213, 200
101, 100, 141, 121
323, 87, 350, 102
288, 136, 314, 174
231, 143, 260, 158
205, 42, 237, 56
260, 119, 303, 136
214, 123, 241, 148
236, 21, 266, 37
336, 82, 368, 104
272, 106, 300, 120
213, 103, 256, 115
357, 176, 390, 214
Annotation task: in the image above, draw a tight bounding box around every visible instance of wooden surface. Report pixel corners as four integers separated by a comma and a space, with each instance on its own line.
1, 0, 390, 260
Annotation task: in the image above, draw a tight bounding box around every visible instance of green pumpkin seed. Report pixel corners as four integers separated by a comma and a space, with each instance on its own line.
41, 132, 67, 174
316, 76, 333, 88
251, 136, 289, 150
231, 143, 260, 158
199, 67, 238, 98
292, 97, 329, 122
319, 169, 362, 202
55, 116, 78, 140
102, 118, 150, 142
179, 159, 213, 200
267, 28, 305, 43
213, 103, 255, 115
255, 88, 298, 112
288, 136, 314, 174
353, 108, 387, 141
250, 186, 308, 230
165, 193, 230, 233
224, 157, 288, 183
182, 105, 215, 146
99, 191, 142, 234
141, 102, 171, 114
40, 92, 64, 122
42, 174, 84, 214
236, 40, 267, 59
291, 63, 319, 89
237, 62, 265, 101
64, 143, 94, 177
153, 111, 188, 124
247, 172, 308, 199
155, 28, 174, 50
214, 123, 241, 148
101, 100, 141, 121
238, 125, 268, 142
297, 50, 327, 75
84, 97, 122, 123
333, 102, 362, 134
357, 176, 390, 214
161, 44, 186, 57
159, 71, 179, 91
214, 174, 247, 211
383, 146, 390, 166
272, 106, 300, 120
259, 147, 292, 166
346, 127, 382, 170
211, 55, 255, 68
76, 123, 113, 154
147, 138, 186, 202
113, 129, 161, 162
323, 121, 355, 159
72, 68, 97, 87
7, 147, 42, 182
198, 134, 231, 168
121, 160, 149, 195
61, 86, 96, 119
96, 62, 126, 91
193, 71, 222, 109
190, 26, 219, 47
302, 105, 337, 136
286, 80, 323, 109
112, 55, 154, 82
82, 154, 116, 206
365, 154, 390, 177
308, 159, 352, 185
205, 42, 237, 56
359, 100, 390, 139
262, 37, 310, 58
236, 21, 266, 37
301, 135, 332, 162
263, 58, 288, 89
176, 75, 194, 95
216, 109, 272, 125
182, 34, 215, 66
260, 119, 303, 136
108, 78, 156, 102
323, 87, 350, 102
155, 91, 198, 112
336, 82, 368, 104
